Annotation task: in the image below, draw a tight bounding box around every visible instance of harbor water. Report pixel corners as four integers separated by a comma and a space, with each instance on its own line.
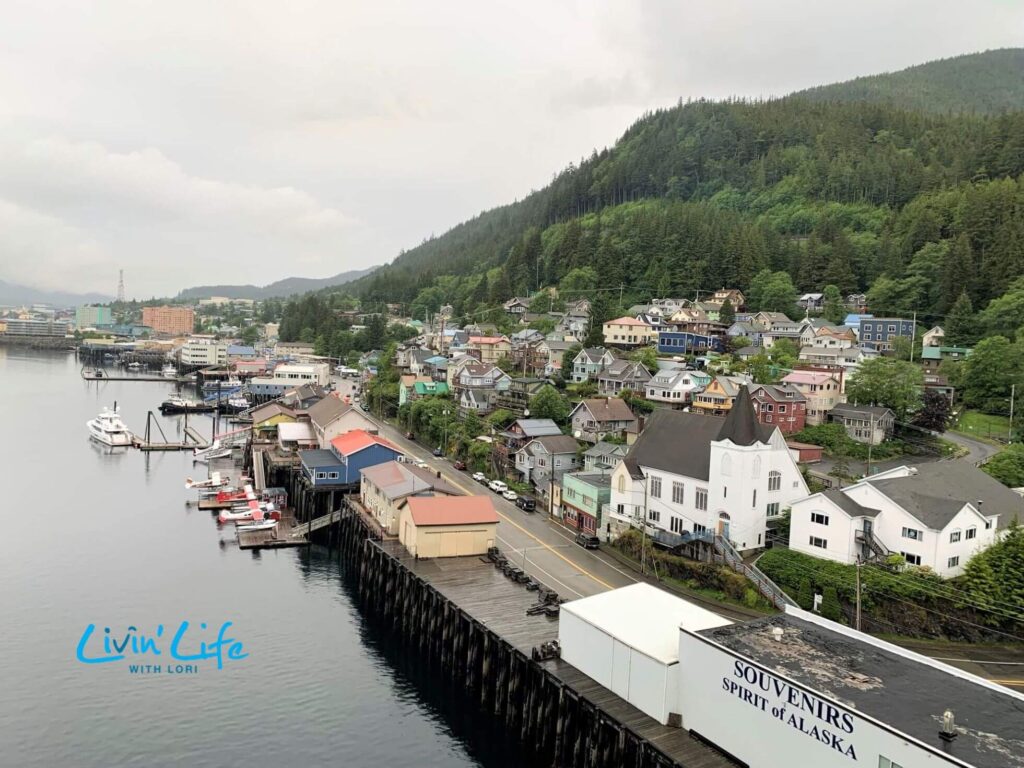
0, 349, 520, 768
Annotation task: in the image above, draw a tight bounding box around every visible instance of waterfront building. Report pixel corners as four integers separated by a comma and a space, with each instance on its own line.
397, 495, 499, 558
141, 305, 194, 336
75, 305, 112, 328
1, 317, 71, 337
179, 336, 227, 367
360, 461, 462, 535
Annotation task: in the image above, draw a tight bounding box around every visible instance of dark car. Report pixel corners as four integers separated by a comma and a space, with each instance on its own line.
404, 431, 414, 440
432, 447, 442, 457
574, 532, 600, 549
453, 460, 467, 471
515, 496, 536, 512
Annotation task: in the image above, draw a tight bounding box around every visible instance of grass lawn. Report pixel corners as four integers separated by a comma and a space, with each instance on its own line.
954, 410, 1010, 441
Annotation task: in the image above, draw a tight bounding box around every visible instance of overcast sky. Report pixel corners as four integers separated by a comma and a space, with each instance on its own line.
0, 1, 1020, 298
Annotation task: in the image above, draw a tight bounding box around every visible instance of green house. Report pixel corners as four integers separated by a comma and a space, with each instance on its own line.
560, 472, 612, 537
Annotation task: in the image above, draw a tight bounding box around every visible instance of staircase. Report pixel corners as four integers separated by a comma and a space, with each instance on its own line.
855, 528, 891, 562
712, 535, 797, 610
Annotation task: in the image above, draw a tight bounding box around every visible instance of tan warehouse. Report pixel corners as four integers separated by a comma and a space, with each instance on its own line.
398, 496, 499, 558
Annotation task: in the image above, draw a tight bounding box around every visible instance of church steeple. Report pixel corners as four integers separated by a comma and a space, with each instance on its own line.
717, 385, 763, 446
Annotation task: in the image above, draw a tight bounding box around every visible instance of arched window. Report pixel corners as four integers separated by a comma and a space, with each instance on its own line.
721, 454, 732, 477
617, 474, 625, 494
752, 456, 762, 479
768, 471, 781, 492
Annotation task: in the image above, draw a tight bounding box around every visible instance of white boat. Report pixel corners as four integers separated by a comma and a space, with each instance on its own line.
185, 471, 226, 490
203, 377, 243, 391
87, 404, 134, 447
161, 364, 177, 378
127, 361, 143, 370
235, 518, 278, 533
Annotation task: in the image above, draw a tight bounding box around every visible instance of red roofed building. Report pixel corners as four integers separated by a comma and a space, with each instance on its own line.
466, 335, 512, 365
296, 429, 405, 487
397, 496, 499, 558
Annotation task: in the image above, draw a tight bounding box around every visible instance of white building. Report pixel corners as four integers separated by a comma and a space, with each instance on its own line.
609, 386, 808, 552
644, 369, 706, 406
789, 463, 1021, 578
558, 583, 731, 726
179, 336, 227, 367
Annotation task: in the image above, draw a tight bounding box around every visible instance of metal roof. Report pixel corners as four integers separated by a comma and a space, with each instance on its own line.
562, 583, 731, 665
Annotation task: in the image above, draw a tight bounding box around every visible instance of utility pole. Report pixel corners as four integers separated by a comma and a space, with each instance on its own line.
909, 312, 917, 362
640, 472, 649, 576
866, 413, 874, 476
1010, 384, 1016, 444
855, 559, 862, 631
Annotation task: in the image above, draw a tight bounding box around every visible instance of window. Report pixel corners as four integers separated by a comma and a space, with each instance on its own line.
879, 757, 905, 768
649, 476, 662, 499
694, 523, 707, 535
966, 527, 977, 540
723, 486, 727, 499
648, 509, 660, 522
947, 556, 960, 568
809, 536, 827, 549
328, 472, 339, 480
900, 552, 922, 566
811, 512, 830, 526
617, 475, 625, 493
670, 516, 684, 534
315, 472, 327, 480
888, 325, 896, 333
985, 520, 993, 529
902, 527, 922, 541
696, 488, 708, 511
768, 471, 781, 491
616, 503, 624, 515
672, 482, 684, 505
949, 530, 961, 543
779, 405, 787, 413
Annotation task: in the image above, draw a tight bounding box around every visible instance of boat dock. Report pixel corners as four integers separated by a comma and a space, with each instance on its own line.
81, 366, 186, 383
236, 512, 307, 550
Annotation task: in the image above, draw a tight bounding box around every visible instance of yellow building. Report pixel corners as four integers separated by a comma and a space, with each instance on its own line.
466, 335, 512, 365
602, 316, 655, 348
249, 402, 300, 437
398, 496, 499, 558
691, 376, 749, 416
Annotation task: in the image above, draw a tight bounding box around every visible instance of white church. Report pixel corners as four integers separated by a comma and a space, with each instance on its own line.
608, 386, 808, 552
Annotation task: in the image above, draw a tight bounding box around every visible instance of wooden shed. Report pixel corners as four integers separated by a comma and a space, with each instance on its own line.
398, 496, 499, 559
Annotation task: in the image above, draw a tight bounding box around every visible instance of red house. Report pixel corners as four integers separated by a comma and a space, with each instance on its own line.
748, 383, 807, 435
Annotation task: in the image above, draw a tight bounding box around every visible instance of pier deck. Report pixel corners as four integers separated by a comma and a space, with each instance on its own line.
237, 513, 307, 549
374, 539, 737, 768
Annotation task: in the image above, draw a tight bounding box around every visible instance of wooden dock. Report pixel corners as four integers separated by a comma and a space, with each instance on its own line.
133, 426, 209, 451
356, 534, 739, 768
236, 513, 307, 549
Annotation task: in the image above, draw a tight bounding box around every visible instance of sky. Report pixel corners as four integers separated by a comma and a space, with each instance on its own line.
0, 1, 1021, 299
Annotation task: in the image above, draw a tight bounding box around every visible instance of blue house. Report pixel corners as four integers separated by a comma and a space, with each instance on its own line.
299, 429, 404, 487
859, 317, 915, 352
657, 330, 723, 355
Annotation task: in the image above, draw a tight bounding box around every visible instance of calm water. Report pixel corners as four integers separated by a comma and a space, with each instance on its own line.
0, 349, 519, 768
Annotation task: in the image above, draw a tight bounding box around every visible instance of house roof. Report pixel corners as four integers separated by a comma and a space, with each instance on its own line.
599, 359, 651, 381
822, 488, 880, 518
749, 383, 807, 404
524, 434, 581, 456
278, 422, 316, 442
604, 316, 649, 327
584, 441, 628, 459
782, 371, 837, 386
573, 397, 636, 424
624, 407, 771, 481
866, 463, 1023, 531
413, 381, 449, 395
830, 403, 894, 420
307, 395, 353, 428
360, 460, 461, 500
250, 401, 297, 423
299, 449, 343, 468
330, 429, 402, 457
512, 418, 562, 437
468, 335, 508, 345
402, 495, 499, 526
577, 347, 611, 363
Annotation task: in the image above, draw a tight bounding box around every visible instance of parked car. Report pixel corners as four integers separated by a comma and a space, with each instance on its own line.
515, 496, 536, 512
413, 459, 429, 469
574, 532, 600, 549
453, 460, 467, 471
472, 472, 487, 483
488, 480, 508, 494
404, 431, 414, 439
501, 490, 518, 501
432, 447, 442, 457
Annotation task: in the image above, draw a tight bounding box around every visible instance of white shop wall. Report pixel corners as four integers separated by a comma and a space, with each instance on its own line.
676, 630, 965, 768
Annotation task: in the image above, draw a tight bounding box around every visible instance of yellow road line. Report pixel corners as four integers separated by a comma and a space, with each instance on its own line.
990, 679, 1024, 686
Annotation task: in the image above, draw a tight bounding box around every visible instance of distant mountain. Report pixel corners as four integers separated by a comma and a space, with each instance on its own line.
792, 48, 1024, 114
177, 266, 378, 300
0, 280, 114, 307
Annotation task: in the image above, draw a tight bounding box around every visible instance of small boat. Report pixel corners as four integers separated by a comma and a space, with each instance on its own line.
235, 518, 279, 533
202, 377, 243, 391
185, 471, 226, 490
219, 395, 250, 413
87, 404, 134, 447
127, 361, 143, 370
161, 364, 177, 378
160, 394, 216, 414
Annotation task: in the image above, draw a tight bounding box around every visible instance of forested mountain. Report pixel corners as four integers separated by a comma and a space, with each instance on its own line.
177, 266, 377, 301
795, 49, 1024, 115
284, 50, 1024, 343
0, 280, 113, 307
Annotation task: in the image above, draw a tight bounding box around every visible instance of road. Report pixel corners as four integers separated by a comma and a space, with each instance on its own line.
943, 429, 1003, 464
355, 404, 639, 599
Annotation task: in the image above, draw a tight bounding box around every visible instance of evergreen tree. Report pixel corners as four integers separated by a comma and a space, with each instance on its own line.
719, 298, 735, 327
797, 578, 814, 611
945, 291, 977, 346
528, 385, 571, 423
820, 587, 843, 622
940, 235, 976, 311
821, 285, 845, 324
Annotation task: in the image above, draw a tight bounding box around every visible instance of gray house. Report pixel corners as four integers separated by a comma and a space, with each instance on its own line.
597, 359, 652, 396
569, 397, 638, 443
827, 404, 895, 445
516, 434, 581, 485
571, 347, 615, 383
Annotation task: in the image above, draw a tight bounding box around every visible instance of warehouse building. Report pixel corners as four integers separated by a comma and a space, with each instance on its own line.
558, 587, 1024, 768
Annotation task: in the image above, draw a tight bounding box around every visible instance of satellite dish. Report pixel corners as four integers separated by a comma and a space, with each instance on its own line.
574, 430, 581, 439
